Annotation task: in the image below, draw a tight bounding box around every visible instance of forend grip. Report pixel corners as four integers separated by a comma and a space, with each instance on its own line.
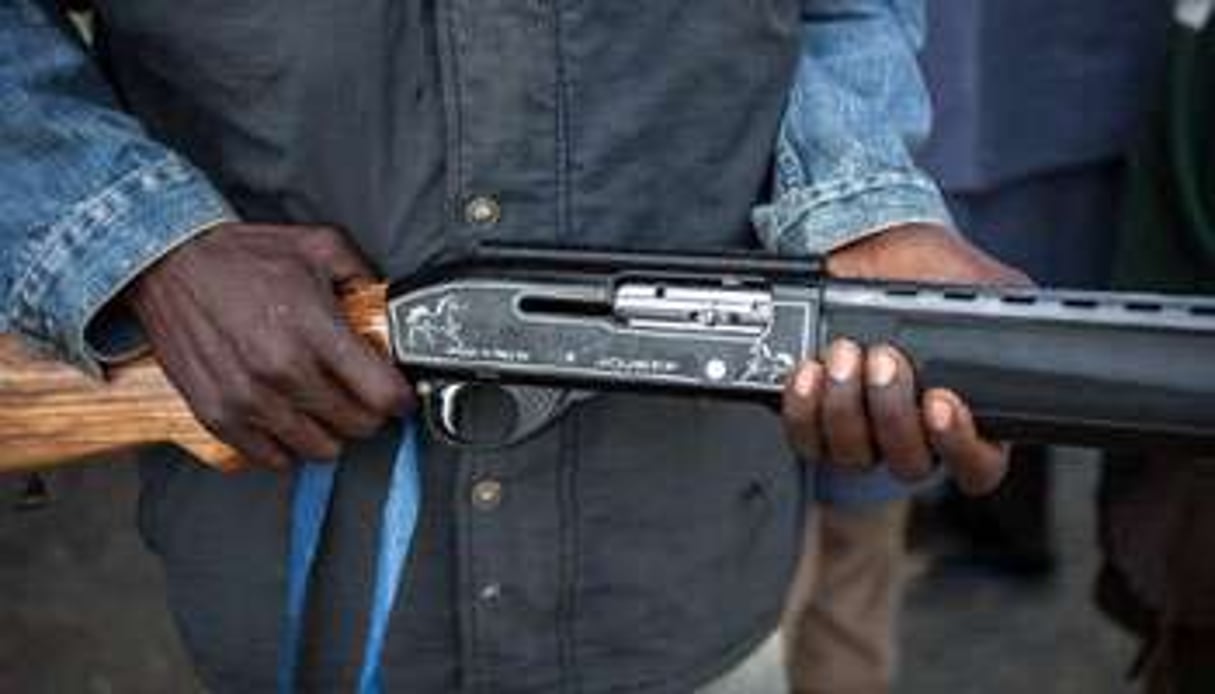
821, 282, 1215, 451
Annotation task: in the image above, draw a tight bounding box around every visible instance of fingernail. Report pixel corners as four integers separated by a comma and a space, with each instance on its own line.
928, 397, 953, 431
827, 341, 860, 384
867, 349, 897, 388
794, 363, 819, 397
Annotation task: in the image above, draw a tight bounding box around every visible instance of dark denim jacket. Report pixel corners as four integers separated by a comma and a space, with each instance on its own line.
1, 1, 945, 691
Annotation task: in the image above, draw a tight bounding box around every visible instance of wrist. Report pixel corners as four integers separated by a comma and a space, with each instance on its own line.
827, 223, 955, 278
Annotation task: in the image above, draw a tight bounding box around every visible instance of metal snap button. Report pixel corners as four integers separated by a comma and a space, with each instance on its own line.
471, 479, 504, 511
464, 195, 502, 226
477, 582, 502, 604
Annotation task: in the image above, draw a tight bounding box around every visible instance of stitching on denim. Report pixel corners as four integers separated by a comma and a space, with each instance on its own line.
9, 156, 230, 367
769, 177, 942, 230
441, 1, 468, 223
552, 0, 572, 244
778, 171, 935, 210
774, 128, 806, 194
551, 1, 577, 684
451, 449, 482, 692
556, 403, 581, 693
779, 205, 947, 252
12, 159, 186, 319
787, 190, 943, 228
8, 162, 154, 334
754, 178, 951, 254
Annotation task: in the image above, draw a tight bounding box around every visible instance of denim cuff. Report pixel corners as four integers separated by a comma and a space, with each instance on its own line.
6, 154, 234, 375
751, 169, 954, 256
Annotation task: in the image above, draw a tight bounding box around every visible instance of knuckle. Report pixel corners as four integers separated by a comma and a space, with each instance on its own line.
367, 384, 405, 417
251, 346, 301, 386
296, 309, 338, 344
296, 224, 336, 245
221, 380, 258, 419
305, 224, 342, 242
297, 226, 346, 261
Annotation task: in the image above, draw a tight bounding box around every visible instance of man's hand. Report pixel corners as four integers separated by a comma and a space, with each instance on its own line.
781, 224, 1031, 495
128, 222, 412, 469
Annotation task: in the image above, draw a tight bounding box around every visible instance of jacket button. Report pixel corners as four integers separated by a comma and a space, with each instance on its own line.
464, 195, 502, 226
477, 582, 502, 604
471, 479, 503, 510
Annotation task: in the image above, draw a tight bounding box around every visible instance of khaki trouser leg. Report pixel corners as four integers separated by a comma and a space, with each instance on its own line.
782, 500, 910, 694
698, 634, 789, 694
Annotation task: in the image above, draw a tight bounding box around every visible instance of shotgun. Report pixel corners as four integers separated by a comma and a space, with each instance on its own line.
2, 243, 1213, 472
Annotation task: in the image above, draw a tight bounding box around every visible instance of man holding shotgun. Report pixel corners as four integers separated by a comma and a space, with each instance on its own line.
0, 0, 1017, 690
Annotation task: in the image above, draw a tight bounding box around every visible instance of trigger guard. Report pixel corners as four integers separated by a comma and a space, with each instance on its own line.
436, 382, 469, 440
419, 381, 577, 451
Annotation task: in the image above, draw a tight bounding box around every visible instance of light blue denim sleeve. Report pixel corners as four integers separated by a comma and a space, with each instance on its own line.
0, 0, 235, 374
752, 0, 954, 255
763, 0, 950, 505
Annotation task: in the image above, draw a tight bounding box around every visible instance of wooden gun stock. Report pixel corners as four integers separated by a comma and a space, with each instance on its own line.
0, 283, 390, 473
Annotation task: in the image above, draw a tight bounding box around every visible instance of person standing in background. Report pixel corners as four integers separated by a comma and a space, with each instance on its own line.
1098, 3, 1215, 690
782, 469, 912, 694
915, 0, 1171, 575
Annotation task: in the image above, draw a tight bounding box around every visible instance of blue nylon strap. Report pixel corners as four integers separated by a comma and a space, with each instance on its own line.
357, 418, 421, 693
278, 417, 422, 694
278, 460, 337, 694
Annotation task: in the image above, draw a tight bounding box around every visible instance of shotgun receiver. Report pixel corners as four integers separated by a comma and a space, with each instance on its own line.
2, 244, 1214, 471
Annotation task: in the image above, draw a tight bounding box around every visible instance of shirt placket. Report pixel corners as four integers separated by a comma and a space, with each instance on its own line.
438, 1, 571, 691
439, 0, 564, 247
